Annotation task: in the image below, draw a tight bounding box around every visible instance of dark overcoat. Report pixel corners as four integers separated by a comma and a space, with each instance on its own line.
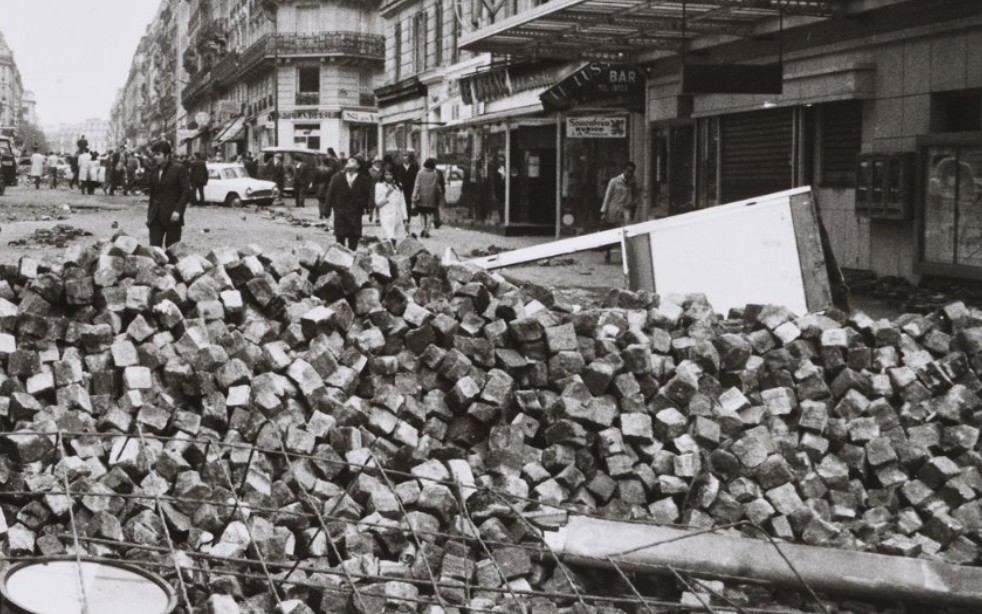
147, 161, 192, 228
325, 172, 372, 238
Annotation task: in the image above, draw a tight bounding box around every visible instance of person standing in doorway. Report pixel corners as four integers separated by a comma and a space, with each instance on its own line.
29, 146, 44, 189
326, 157, 372, 250
189, 152, 209, 205
599, 161, 640, 263
146, 140, 192, 248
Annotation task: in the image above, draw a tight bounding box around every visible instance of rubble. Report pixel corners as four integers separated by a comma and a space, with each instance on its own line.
0, 234, 981, 612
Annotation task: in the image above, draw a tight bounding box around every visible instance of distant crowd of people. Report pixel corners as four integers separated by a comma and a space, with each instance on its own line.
28, 134, 453, 251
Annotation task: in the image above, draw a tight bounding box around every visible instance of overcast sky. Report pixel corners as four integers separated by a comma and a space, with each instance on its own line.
0, 0, 162, 127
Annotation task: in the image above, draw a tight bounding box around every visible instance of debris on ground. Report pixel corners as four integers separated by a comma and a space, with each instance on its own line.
0, 236, 980, 612
468, 244, 507, 258
6, 224, 93, 248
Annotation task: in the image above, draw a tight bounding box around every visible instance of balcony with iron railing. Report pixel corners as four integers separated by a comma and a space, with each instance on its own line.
182, 68, 214, 107
238, 32, 384, 77
213, 51, 240, 86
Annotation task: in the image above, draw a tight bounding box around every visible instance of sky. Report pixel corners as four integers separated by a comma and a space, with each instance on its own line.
0, 0, 162, 127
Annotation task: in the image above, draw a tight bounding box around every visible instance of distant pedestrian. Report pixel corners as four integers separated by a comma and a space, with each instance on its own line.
124, 149, 140, 195
77, 149, 91, 194
599, 161, 639, 263
244, 152, 258, 177
397, 151, 419, 220
268, 153, 285, 202
314, 156, 335, 222
146, 140, 191, 248
411, 158, 444, 238
374, 163, 409, 246
293, 156, 312, 208
77, 134, 88, 153
68, 153, 79, 190
46, 151, 60, 189
189, 152, 209, 205
326, 157, 372, 250
29, 146, 44, 189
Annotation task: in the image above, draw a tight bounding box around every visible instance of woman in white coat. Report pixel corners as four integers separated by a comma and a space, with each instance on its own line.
374, 164, 409, 246
77, 149, 92, 194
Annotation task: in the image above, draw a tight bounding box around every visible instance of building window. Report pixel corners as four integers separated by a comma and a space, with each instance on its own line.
435, 1, 444, 67
414, 11, 429, 73
819, 100, 863, 188
296, 5, 319, 33
297, 66, 320, 105
921, 141, 982, 271
932, 91, 982, 132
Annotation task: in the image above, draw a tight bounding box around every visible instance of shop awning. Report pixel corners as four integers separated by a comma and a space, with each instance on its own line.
459, 0, 846, 62
214, 117, 246, 143
179, 126, 208, 145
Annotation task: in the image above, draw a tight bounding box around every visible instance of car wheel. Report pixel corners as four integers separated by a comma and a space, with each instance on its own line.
224, 193, 242, 207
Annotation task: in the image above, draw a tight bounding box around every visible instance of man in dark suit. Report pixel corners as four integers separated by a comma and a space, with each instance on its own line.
325, 157, 372, 250
396, 151, 419, 219
189, 152, 209, 205
293, 158, 312, 208
146, 140, 192, 248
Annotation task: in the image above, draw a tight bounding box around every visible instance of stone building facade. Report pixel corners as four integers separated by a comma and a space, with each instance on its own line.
0, 30, 25, 135
179, 0, 384, 159
110, 0, 181, 150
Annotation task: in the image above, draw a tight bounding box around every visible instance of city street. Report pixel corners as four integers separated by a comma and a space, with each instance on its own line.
0, 182, 625, 305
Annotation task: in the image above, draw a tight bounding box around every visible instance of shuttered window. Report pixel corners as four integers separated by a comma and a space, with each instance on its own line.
820, 101, 863, 187
720, 108, 794, 203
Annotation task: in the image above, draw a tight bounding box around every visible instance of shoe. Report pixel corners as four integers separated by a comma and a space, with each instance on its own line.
420, 230, 430, 238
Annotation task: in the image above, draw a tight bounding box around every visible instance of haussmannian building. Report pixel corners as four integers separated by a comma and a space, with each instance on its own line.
179, 0, 385, 159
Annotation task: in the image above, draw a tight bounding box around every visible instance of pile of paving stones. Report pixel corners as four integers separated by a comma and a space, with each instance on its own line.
0, 235, 981, 612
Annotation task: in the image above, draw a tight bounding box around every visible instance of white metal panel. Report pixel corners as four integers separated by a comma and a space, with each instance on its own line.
648, 195, 808, 314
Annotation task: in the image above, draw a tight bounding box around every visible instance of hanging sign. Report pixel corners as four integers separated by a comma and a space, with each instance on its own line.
541, 63, 645, 112
566, 116, 628, 139
342, 110, 380, 124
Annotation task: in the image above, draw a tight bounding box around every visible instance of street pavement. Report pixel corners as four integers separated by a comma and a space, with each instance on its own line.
0, 183, 625, 306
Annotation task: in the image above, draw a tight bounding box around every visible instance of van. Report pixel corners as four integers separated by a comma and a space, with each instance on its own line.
258, 147, 330, 196
0, 137, 15, 195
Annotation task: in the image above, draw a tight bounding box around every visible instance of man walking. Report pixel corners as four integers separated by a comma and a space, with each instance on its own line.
146, 141, 191, 248
189, 152, 209, 205
29, 146, 44, 190
599, 161, 640, 263
46, 151, 60, 189
397, 151, 419, 219
293, 156, 312, 208
325, 157, 372, 250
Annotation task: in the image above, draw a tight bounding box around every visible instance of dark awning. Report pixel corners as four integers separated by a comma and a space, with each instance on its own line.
459, 0, 847, 63
540, 63, 646, 112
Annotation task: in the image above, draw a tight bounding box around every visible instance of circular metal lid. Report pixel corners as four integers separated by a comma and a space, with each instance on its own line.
1, 558, 176, 614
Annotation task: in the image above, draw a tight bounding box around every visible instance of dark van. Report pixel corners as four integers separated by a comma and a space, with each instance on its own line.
0, 136, 15, 195
258, 147, 329, 196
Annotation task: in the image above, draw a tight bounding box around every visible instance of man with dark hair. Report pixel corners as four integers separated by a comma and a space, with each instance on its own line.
147, 140, 191, 248
189, 152, 209, 205
326, 157, 372, 250
397, 150, 419, 219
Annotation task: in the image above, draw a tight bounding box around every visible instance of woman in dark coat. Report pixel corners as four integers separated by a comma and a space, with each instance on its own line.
325, 157, 372, 249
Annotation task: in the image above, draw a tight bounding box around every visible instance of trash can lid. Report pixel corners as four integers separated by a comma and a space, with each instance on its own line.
1, 559, 176, 614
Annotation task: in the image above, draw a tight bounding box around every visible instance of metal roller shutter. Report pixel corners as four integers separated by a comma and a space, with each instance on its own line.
720, 108, 794, 202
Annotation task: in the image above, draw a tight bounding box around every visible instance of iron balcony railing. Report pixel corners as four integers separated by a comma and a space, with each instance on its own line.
295, 91, 320, 106
239, 32, 384, 75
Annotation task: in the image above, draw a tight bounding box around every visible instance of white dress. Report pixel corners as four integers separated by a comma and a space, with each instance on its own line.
375, 182, 408, 242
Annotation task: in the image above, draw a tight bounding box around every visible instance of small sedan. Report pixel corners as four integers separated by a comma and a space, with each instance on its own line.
204, 163, 278, 206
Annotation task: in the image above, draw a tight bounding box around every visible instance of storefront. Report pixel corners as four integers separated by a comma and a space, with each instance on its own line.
377, 77, 427, 159
441, 60, 645, 234
343, 111, 379, 158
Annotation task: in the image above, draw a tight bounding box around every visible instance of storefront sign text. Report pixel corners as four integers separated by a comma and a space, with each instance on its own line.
278, 110, 341, 120
566, 117, 627, 139
541, 63, 645, 111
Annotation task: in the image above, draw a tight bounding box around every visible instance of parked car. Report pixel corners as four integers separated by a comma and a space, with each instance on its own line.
204, 163, 278, 206
0, 137, 15, 194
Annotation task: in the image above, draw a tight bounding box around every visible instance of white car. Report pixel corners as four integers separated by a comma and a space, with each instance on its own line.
204, 163, 278, 206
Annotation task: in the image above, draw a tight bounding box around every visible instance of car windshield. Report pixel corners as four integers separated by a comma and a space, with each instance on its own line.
0, 141, 11, 154
221, 167, 248, 180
